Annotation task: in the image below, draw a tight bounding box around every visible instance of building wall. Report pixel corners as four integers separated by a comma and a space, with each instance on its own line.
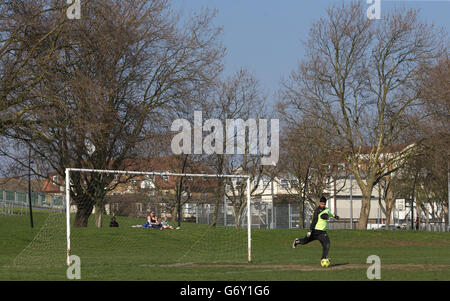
252, 176, 405, 223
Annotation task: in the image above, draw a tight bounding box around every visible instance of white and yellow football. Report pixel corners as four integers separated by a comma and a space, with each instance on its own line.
320, 258, 331, 268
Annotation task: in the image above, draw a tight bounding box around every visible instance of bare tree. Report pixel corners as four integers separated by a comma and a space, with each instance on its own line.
0, 1, 70, 135
5, 0, 224, 227
199, 69, 279, 228
418, 54, 450, 226
377, 52, 449, 229
278, 116, 347, 227
377, 174, 397, 229
280, 1, 444, 229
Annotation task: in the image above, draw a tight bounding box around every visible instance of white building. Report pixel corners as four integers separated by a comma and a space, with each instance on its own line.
249, 174, 412, 228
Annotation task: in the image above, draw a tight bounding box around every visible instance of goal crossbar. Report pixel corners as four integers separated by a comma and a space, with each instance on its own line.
66, 168, 251, 179
64, 168, 252, 266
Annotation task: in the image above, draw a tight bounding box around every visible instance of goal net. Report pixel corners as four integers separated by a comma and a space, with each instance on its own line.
12, 168, 254, 276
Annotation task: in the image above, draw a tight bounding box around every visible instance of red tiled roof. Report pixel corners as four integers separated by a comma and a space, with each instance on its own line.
40, 156, 217, 192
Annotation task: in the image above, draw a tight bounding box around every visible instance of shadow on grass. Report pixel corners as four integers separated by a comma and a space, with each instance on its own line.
331, 263, 350, 268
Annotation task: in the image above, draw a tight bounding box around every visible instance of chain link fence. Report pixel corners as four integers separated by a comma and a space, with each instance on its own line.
194, 201, 449, 232
2, 191, 447, 232
195, 202, 315, 229
0, 190, 65, 215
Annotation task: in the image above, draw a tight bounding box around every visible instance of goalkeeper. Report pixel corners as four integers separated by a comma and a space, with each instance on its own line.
292, 196, 339, 260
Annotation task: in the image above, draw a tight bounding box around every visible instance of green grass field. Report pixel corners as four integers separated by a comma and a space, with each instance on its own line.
1, 212, 449, 281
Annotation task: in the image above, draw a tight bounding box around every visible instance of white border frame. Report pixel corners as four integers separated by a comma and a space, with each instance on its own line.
65, 168, 252, 266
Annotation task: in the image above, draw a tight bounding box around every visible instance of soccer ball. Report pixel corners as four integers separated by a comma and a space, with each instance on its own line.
320, 258, 331, 268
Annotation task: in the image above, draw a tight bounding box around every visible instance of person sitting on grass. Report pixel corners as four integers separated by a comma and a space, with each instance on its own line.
131, 213, 156, 228
161, 216, 174, 229
109, 216, 119, 227
149, 211, 162, 230
135, 213, 152, 228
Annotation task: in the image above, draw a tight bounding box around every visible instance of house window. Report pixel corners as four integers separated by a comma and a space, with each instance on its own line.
281, 179, 289, 190
290, 179, 299, 188
52, 175, 60, 184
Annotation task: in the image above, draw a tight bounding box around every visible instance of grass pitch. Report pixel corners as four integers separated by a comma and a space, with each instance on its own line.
1, 212, 449, 281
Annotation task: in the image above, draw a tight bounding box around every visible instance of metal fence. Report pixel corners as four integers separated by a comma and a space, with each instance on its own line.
326, 221, 360, 230
2, 192, 447, 232
194, 202, 449, 232
0, 190, 65, 215
194, 202, 314, 229
417, 222, 448, 232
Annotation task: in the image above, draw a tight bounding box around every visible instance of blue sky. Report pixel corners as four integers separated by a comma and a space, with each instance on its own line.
175, 0, 450, 102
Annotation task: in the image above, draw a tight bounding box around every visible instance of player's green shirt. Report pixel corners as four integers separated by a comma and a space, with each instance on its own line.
315, 207, 334, 231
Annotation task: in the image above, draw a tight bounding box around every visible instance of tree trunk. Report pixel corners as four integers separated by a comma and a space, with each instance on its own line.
210, 198, 221, 228
416, 202, 422, 231
357, 189, 372, 230
210, 178, 224, 228
384, 203, 393, 229
422, 204, 429, 230
443, 205, 449, 228
74, 204, 94, 227
72, 178, 108, 227
384, 184, 394, 229
298, 195, 304, 229
299, 170, 309, 229
95, 204, 103, 228
93, 193, 107, 228
171, 206, 178, 223
233, 205, 242, 229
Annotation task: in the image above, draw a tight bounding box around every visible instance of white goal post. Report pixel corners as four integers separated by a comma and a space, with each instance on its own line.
65, 168, 252, 266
